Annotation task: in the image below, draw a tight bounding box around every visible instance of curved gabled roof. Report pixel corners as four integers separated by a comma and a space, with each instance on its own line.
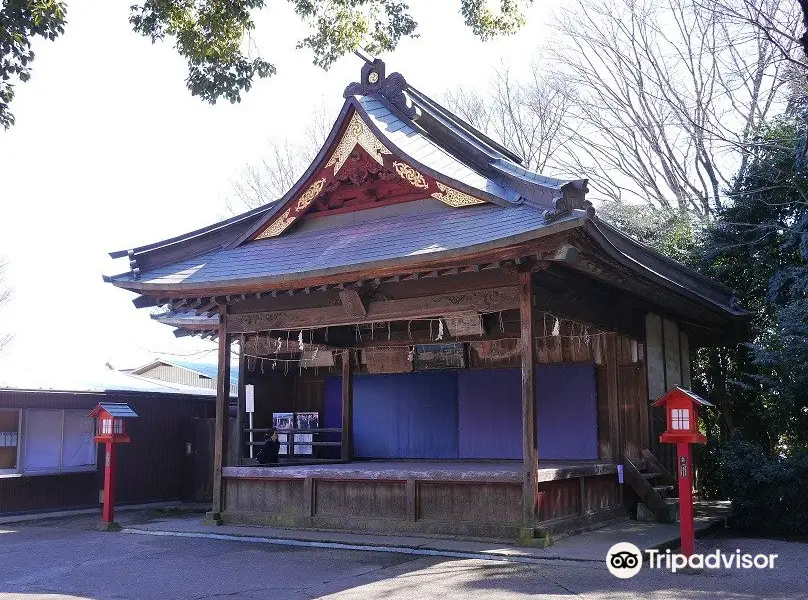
104, 55, 747, 338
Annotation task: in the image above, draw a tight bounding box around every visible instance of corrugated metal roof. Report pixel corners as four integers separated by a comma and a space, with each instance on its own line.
159, 359, 239, 388
111, 203, 582, 288
0, 365, 218, 396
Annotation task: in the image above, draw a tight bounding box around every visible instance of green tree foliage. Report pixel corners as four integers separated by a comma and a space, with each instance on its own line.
0, 0, 534, 129
698, 117, 808, 455
712, 434, 808, 535
596, 200, 698, 266
0, 0, 66, 128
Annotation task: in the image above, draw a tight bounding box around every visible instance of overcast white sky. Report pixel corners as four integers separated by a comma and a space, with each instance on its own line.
0, 0, 559, 378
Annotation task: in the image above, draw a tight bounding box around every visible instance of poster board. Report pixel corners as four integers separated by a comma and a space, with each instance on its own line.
272, 412, 320, 455
295, 412, 319, 455
272, 412, 293, 455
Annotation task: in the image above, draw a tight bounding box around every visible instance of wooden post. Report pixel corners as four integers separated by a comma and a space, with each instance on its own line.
341, 350, 353, 461
406, 479, 417, 522
519, 268, 538, 539
236, 340, 247, 466
677, 442, 695, 556
303, 477, 314, 518
605, 333, 621, 462
208, 305, 231, 525
101, 441, 117, 525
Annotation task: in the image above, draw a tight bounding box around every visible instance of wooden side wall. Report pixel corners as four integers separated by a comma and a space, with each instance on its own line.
645, 313, 693, 471
593, 334, 647, 461
0, 390, 215, 515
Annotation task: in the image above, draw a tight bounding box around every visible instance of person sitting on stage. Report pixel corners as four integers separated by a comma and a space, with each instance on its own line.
256, 427, 280, 465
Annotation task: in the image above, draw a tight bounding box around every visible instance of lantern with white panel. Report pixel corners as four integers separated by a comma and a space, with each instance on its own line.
651, 387, 713, 557
87, 403, 138, 530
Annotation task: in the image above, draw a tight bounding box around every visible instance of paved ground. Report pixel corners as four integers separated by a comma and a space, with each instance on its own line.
1, 513, 806, 599
120, 501, 731, 562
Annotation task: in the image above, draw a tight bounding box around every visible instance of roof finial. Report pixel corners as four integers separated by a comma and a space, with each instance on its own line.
344, 53, 417, 119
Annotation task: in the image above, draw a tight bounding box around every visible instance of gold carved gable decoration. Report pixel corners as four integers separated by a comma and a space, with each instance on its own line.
255, 178, 327, 240
430, 182, 486, 207
326, 112, 391, 175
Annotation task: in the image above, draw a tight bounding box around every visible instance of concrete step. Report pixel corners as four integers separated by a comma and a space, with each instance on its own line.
637, 500, 679, 523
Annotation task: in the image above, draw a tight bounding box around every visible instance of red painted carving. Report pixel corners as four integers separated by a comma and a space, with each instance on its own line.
304, 146, 433, 218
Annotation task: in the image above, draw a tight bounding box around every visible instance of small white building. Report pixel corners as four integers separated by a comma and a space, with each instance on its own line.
126, 359, 238, 398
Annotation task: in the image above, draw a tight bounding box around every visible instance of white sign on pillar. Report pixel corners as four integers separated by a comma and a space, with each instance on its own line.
245, 385, 255, 413
245, 384, 255, 459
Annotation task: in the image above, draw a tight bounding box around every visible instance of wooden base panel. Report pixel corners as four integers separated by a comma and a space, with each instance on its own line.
222, 466, 625, 543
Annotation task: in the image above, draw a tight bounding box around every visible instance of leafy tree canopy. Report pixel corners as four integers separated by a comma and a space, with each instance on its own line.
0, 0, 533, 129
698, 117, 808, 454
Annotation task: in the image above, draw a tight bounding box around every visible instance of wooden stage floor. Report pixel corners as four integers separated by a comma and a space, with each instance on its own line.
223, 459, 617, 483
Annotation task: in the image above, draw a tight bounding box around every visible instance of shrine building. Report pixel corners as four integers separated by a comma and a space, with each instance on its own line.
104, 57, 748, 542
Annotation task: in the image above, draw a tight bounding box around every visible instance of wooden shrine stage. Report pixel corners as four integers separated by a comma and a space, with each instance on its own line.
221, 460, 624, 541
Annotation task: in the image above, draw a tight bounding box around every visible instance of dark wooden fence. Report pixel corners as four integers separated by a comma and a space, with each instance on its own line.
0, 388, 215, 515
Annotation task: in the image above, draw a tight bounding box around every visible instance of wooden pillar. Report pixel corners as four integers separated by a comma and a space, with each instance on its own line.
604, 333, 621, 462
235, 338, 247, 466
208, 305, 231, 524
519, 268, 538, 538
341, 350, 353, 461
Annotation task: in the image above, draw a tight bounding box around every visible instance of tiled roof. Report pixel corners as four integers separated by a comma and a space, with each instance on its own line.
356, 96, 521, 204
97, 403, 139, 418
110, 203, 582, 289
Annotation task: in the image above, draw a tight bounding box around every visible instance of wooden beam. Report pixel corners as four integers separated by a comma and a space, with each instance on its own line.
519, 268, 538, 538
339, 289, 367, 317
341, 350, 353, 461
226, 286, 519, 332
228, 268, 517, 315
132, 295, 159, 309
171, 299, 190, 311
208, 304, 231, 525
196, 299, 216, 315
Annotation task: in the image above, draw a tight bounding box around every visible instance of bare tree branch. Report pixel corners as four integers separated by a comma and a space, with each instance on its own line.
549, 0, 798, 219
444, 61, 575, 173
227, 98, 335, 213
0, 258, 14, 354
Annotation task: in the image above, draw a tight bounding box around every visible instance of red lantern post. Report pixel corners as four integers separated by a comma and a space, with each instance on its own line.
651, 387, 712, 557
88, 403, 138, 530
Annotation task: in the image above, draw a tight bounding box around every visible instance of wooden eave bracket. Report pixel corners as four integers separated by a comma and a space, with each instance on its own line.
339, 289, 368, 317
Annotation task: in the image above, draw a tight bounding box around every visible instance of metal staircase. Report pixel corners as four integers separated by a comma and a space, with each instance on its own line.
624, 449, 679, 523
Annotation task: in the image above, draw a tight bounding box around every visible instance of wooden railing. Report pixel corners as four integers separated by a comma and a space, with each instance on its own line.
243, 427, 343, 460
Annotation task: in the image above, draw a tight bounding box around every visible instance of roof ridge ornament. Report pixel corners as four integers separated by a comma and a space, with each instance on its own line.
344, 57, 418, 119
542, 183, 595, 222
